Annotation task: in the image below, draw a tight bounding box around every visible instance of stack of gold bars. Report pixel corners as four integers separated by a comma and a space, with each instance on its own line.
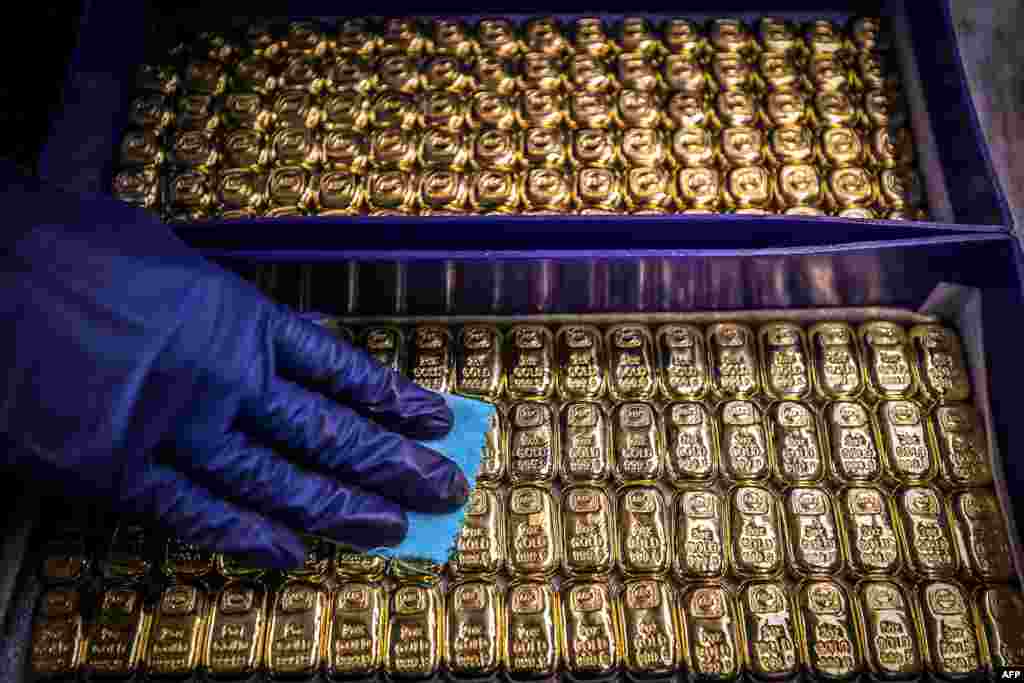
31, 317, 1024, 680
111, 16, 930, 220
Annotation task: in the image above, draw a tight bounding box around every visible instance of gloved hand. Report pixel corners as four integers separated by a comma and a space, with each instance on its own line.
0, 164, 468, 569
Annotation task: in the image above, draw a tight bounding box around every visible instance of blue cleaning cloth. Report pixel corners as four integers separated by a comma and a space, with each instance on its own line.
368, 393, 496, 564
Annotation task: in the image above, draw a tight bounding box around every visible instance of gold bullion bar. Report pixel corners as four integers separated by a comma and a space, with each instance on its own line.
204, 579, 268, 679
506, 325, 556, 400
616, 484, 670, 577
560, 402, 612, 483
975, 584, 1024, 670
267, 579, 328, 677
729, 484, 785, 578
162, 536, 214, 578
932, 404, 993, 488
31, 587, 86, 678
895, 485, 960, 579
858, 321, 918, 400
719, 400, 770, 482
759, 323, 812, 400
478, 409, 507, 484
508, 402, 559, 484
784, 487, 845, 576
664, 402, 718, 485
451, 486, 505, 577
606, 324, 657, 401
562, 484, 616, 577
327, 582, 385, 679
409, 325, 454, 393
455, 324, 504, 400
736, 580, 800, 682
679, 584, 741, 680
40, 524, 91, 585
768, 401, 825, 485
508, 485, 562, 576
617, 579, 680, 677
363, 326, 406, 374
113, 166, 160, 210
824, 401, 883, 483
674, 489, 728, 580
796, 579, 864, 680
612, 402, 663, 483
215, 553, 266, 580
853, 579, 923, 679
335, 545, 387, 582
837, 485, 904, 577
561, 581, 621, 678
556, 324, 607, 401
387, 558, 445, 585
876, 400, 939, 484
386, 584, 443, 679
656, 324, 709, 401
506, 581, 561, 679
101, 523, 152, 579
707, 323, 760, 399
85, 583, 152, 677
916, 581, 983, 679
908, 325, 971, 403
948, 488, 1014, 583
447, 581, 504, 677
146, 581, 210, 676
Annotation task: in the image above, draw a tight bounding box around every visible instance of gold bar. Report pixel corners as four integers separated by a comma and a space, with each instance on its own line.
736, 580, 800, 681
719, 400, 770, 482
606, 324, 657, 401
673, 489, 728, 580
477, 409, 506, 484
455, 324, 504, 400
85, 583, 152, 677
707, 323, 760, 399
215, 553, 267, 580
876, 400, 938, 484
908, 324, 971, 403
387, 559, 445, 585
556, 325, 607, 401
410, 325, 454, 393
203, 580, 268, 679
823, 401, 883, 482
334, 546, 387, 582
916, 581, 984, 679
162, 537, 214, 578
508, 402, 559, 484
767, 401, 825, 485
446, 581, 504, 677
616, 485, 670, 577
612, 402, 664, 483
948, 488, 1014, 583
561, 581, 621, 677
507, 581, 561, 679
451, 486, 505, 577
655, 324, 708, 400
664, 402, 718, 484
858, 321, 917, 400
895, 485, 960, 579
362, 326, 405, 374
508, 485, 562, 577
326, 582, 386, 679
145, 582, 210, 677
974, 584, 1024, 670
31, 588, 86, 678
386, 584, 444, 679
679, 584, 741, 680
506, 325, 556, 400
267, 579, 328, 678
836, 485, 904, 577
113, 166, 160, 210
560, 402, 612, 483
783, 487, 844, 576
759, 322, 812, 400
932, 404, 993, 488
617, 579, 680, 676
562, 484, 616, 577
729, 485, 785, 578
853, 579, 923, 679
795, 579, 864, 679
101, 523, 152, 579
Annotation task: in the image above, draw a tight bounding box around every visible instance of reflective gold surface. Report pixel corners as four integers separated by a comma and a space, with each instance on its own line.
31, 588, 86, 677
917, 581, 983, 678
737, 580, 799, 680
561, 581, 620, 676
85, 584, 152, 676
617, 579, 679, 675
204, 580, 268, 678
674, 489, 728, 580
386, 584, 443, 678
680, 584, 741, 679
507, 581, 561, 678
447, 581, 504, 676
267, 579, 328, 677
796, 579, 864, 679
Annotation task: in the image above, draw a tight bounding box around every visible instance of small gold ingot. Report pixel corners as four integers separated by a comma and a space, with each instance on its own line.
717, 90, 760, 128
949, 488, 1013, 582
561, 582, 620, 676
713, 53, 754, 91
561, 485, 616, 576
119, 128, 164, 167
418, 128, 471, 172
271, 91, 320, 130
759, 52, 802, 92
664, 18, 705, 55
877, 168, 924, 212
419, 169, 469, 212
553, 326, 606, 401
824, 401, 882, 482
223, 92, 274, 132
223, 130, 270, 169
520, 52, 565, 93
877, 400, 938, 484
675, 168, 721, 212
506, 324, 556, 400
477, 18, 521, 60
184, 59, 227, 95
932, 404, 992, 487
896, 485, 960, 579
322, 92, 369, 132
379, 19, 432, 58
507, 485, 562, 576
420, 91, 468, 131
470, 91, 517, 130
759, 17, 802, 54
853, 579, 922, 679
285, 21, 329, 57
506, 582, 561, 678
451, 486, 506, 577
710, 18, 754, 54
864, 89, 907, 129
388, 559, 445, 584
433, 19, 477, 59
267, 166, 316, 211
809, 55, 849, 92
575, 167, 625, 212
271, 127, 323, 168
907, 325, 969, 403
508, 402, 558, 483
679, 584, 741, 679
455, 324, 503, 400
84, 584, 152, 676
808, 322, 863, 400
574, 18, 615, 59
334, 18, 376, 58
820, 127, 864, 169
569, 92, 616, 130
560, 402, 611, 483
177, 93, 219, 132
796, 580, 864, 679
618, 89, 661, 128
916, 581, 983, 679
664, 93, 709, 131
367, 170, 418, 212
408, 325, 454, 392
606, 324, 656, 400
469, 170, 521, 212
423, 55, 474, 94
473, 129, 520, 172
673, 489, 728, 579
113, 166, 160, 209
768, 401, 825, 485
618, 16, 662, 56
708, 323, 760, 398
857, 52, 899, 91
616, 484, 670, 576
168, 169, 215, 213
326, 582, 385, 678
729, 485, 785, 578
218, 169, 267, 212
858, 321, 917, 399
362, 326, 404, 373
625, 166, 675, 211
136, 63, 180, 96
524, 17, 570, 58
737, 580, 800, 681
470, 56, 516, 97
727, 166, 773, 209
447, 582, 504, 677
145, 582, 209, 676
828, 167, 876, 208
234, 55, 278, 94
334, 547, 387, 581
379, 55, 422, 94
572, 129, 620, 167
281, 56, 327, 95
661, 56, 704, 95
266, 580, 328, 677
518, 89, 565, 129
813, 91, 857, 130
806, 19, 846, 56
618, 579, 680, 676
663, 402, 717, 484
322, 131, 369, 174
765, 91, 809, 128
386, 584, 443, 678
850, 17, 891, 52
784, 487, 844, 576
768, 125, 815, 166
975, 585, 1024, 670
720, 400, 770, 482
31, 588, 86, 677
776, 164, 822, 208
522, 128, 569, 169
161, 537, 213, 578
654, 324, 707, 399
617, 53, 660, 92
621, 128, 668, 168
329, 57, 377, 94
318, 171, 364, 214
759, 323, 811, 399
128, 93, 174, 132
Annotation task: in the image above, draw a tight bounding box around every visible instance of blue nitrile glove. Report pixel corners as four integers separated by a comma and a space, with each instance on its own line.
0, 163, 469, 569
